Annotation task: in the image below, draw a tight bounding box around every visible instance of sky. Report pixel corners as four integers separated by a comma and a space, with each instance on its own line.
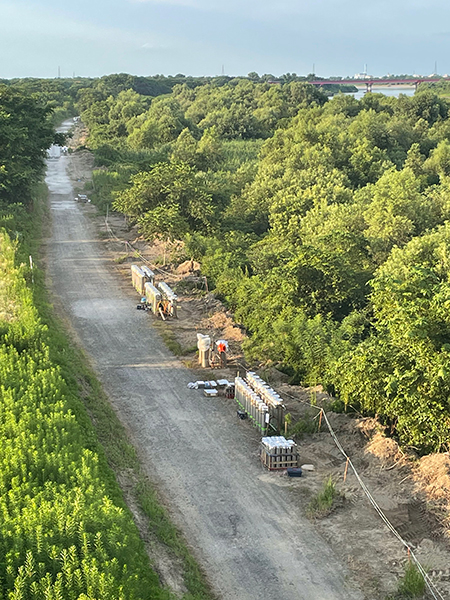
1, 0, 449, 79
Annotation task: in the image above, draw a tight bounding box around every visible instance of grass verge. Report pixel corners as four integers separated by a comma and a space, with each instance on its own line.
154, 322, 198, 357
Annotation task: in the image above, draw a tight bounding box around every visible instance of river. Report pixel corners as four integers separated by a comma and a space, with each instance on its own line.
348, 86, 416, 100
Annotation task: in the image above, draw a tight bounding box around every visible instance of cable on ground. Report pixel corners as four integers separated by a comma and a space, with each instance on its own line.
236, 362, 444, 600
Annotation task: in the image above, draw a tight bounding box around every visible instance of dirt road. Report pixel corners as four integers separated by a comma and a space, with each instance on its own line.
45, 127, 363, 600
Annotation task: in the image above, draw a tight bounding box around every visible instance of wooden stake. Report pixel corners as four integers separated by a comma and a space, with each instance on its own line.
343, 456, 350, 483
318, 408, 323, 431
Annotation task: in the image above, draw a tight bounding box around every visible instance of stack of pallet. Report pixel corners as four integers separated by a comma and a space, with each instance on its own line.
260, 436, 298, 470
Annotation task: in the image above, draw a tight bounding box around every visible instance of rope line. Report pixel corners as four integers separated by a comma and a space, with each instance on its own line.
104, 215, 171, 278
236, 363, 444, 600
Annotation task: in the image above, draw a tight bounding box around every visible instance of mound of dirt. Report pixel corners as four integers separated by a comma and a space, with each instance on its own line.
205, 309, 245, 342
208, 311, 228, 328
415, 453, 450, 507
223, 324, 245, 342
176, 260, 201, 275
365, 432, 403, 465
356, 417, 380, 439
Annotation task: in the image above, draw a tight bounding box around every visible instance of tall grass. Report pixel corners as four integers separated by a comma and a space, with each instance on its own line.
306, 476, 338, 518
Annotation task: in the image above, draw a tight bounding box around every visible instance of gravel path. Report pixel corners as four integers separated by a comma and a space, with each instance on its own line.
45, 131, 364, 600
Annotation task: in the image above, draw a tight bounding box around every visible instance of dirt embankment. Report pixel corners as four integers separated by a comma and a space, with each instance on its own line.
67, 138, 450, 600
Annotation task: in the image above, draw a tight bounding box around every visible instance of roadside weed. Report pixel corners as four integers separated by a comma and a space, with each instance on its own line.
307, 476, 338, 518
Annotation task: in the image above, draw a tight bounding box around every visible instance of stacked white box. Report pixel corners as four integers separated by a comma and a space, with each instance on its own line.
245, 372, 285, 433
260, 436, 298, 470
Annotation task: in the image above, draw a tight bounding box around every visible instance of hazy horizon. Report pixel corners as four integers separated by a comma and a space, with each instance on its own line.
1, 0, 449, 80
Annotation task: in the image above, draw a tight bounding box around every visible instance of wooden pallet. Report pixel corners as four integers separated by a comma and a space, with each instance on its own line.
260, 449, 298, 471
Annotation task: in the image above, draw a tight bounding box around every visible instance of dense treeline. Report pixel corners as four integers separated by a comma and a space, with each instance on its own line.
2, 72, 354, 128
73, 76, 450, 453
0, 85, 60, 205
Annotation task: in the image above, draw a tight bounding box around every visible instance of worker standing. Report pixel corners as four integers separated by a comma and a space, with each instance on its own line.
216, 339, 228, 368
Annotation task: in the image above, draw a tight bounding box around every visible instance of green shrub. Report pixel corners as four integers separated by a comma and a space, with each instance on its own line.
306, 476, 338, 518
397, 561, 426, 598
0, 229, 169, 600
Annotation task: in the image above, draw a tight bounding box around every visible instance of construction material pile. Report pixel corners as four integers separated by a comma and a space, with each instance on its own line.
260, 436, 298, 471
235, 377, 269, 434
131, 265, 178, 319
235, 372, 286, 433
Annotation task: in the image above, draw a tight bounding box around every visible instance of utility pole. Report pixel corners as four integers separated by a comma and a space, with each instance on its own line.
58, 66, 61, 78
221, 64, 225, 76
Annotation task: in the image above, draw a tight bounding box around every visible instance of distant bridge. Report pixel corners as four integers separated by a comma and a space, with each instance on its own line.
308, 77, 449, 93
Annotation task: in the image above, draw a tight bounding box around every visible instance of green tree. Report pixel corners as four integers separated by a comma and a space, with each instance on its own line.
361, 167, 438, 263
113, 162, 214, 240
0, 85, 55, 206
335, 224, 450, 451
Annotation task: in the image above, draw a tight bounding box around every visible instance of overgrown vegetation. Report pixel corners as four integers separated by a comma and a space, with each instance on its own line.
10, 72, 450, 453
0, 227, 167, 600
70, 76, 450, 454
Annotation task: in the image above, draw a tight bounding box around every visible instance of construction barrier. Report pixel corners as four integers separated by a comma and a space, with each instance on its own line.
144, 282, 162, 314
